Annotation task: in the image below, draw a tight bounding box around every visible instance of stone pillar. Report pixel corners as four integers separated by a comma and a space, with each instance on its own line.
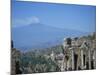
88, 49, 91, 69
72, 49, 74, 70
81, 49, 84, 70
61, 58, 65, 71
93, 50, 96, 69
63, 58, 66, 71
64, 55, 68, 71
69, 48, 74, 70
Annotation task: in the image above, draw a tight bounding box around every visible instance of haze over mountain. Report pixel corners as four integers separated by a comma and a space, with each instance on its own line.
12, 23, 89, 51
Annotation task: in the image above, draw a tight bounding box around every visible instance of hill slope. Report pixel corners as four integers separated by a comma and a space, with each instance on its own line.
12, 23, 88, 51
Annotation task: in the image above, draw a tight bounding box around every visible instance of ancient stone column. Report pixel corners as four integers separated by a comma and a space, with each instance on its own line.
61, 57, 65, 71
93, 50, 96, 69
88, 49, 91, 69
72, 49, 74, 70
81, 49, 84, 70
69, 47, 74, 70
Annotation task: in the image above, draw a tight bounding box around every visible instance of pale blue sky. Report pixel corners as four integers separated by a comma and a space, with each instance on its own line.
12, 1, 96, 32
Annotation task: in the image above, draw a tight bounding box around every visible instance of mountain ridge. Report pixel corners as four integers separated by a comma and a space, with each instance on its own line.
12, 23, 89, 51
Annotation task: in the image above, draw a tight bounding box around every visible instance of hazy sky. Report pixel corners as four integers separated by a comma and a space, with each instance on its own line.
12, 1, 96, 32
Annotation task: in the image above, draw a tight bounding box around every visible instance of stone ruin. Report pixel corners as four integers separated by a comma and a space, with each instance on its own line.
61, 37, 96, 71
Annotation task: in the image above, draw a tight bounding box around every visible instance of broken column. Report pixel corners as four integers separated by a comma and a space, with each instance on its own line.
80, 41, 86, 70
93, 50, 96, 69
63, 37, 72, 70
81, 48, 84, 70
69, 47, 74, 70
88, 49, 91, 69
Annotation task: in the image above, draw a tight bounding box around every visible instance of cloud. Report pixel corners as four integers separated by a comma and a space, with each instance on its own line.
26, 16, 40, 24
12, 16, 40, 27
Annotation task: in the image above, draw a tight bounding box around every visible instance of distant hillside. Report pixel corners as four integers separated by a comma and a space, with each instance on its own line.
12, 23, 89, 51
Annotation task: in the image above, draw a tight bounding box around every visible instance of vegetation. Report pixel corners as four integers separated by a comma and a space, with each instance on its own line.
12, 32, 96, 74
16, 50, 60, 73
